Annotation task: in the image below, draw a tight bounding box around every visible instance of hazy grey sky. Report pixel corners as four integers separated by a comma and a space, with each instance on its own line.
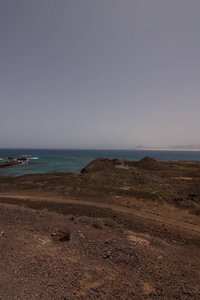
1, 0, 200, 149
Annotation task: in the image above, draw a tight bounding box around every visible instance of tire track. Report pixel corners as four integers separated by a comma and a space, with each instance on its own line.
0, 193, 200, 234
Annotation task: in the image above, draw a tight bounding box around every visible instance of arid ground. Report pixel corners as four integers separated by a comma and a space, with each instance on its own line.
0, 157, 200, 299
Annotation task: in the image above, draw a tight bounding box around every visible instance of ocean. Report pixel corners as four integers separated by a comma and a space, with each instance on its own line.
0, 148, 200, 176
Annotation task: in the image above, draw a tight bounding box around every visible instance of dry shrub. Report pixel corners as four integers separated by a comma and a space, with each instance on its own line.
76, 216, 117, 229
102, 218, 117, 228
92, 218, 104, 229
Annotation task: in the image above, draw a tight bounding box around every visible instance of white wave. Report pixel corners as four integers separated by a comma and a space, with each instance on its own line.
29, 157, 39, 160
0, 158, 2, 160
21, 161, 28, 165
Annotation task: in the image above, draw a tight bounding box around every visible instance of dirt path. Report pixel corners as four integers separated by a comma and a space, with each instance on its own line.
1, 193, 200, 234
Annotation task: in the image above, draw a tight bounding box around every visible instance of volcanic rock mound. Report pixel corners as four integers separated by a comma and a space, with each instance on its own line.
81, 158, 148, 186
81, 158, 117, 173
136, 157, 166, 170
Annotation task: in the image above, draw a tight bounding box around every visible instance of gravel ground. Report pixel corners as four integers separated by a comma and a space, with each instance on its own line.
1, 203, 200, 300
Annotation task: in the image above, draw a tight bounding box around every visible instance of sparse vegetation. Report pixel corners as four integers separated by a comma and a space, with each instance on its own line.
75, 216, 117, 229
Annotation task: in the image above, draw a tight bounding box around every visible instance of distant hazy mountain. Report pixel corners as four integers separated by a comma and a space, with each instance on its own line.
134, 144, 200, 150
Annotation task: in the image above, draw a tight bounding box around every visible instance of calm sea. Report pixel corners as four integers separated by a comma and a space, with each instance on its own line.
0, 148, 200, 176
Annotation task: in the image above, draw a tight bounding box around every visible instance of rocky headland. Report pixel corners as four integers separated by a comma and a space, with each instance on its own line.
0, 157, 27, 168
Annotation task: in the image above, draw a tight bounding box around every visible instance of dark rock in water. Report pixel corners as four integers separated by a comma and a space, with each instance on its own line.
0, 161, 21, 168
8, 157, 14, 160
17, 158, 27, 161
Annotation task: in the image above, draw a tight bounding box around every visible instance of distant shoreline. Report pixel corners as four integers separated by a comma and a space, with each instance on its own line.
134, 148, 200, 151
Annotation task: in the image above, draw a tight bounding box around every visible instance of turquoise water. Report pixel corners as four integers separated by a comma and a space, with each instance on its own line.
0, 148, 200, 176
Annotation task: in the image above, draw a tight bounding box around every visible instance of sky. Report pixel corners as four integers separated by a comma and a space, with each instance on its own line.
0, 0, 200, 149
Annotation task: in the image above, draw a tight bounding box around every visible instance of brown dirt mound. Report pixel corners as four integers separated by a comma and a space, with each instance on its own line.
81, 158, 117, 173
80, 158, 148, 186
136, 157, 166, 170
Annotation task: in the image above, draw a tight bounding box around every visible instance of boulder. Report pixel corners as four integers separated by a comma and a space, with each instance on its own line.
17, 157, 27, 161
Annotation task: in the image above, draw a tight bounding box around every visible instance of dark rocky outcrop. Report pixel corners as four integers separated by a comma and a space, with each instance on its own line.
81, 158, 117, 173
80, 158, 148, 186
0, 161, 21, 168
112, 158, 122, 165
0, 158, 27, 169
17, 158, 27, 161
136, 157, 166, 170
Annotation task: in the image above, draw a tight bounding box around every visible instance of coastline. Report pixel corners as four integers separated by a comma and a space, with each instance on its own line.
0, 161, 21, 168
134, 148, 200, 151
1, 149, 200, 177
